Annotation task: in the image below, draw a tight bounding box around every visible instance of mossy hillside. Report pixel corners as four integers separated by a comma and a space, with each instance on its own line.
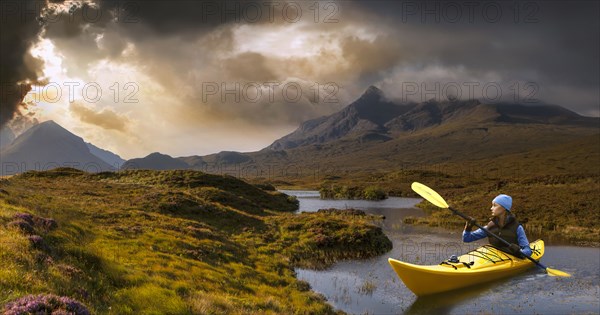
398, 136, 600, 244
402, 174, 600, 245
0, 168, 389, 314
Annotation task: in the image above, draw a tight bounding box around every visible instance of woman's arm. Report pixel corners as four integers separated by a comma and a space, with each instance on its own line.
462, 227, 487, 242
516, 225, 532, 256
463, 221, 494, 242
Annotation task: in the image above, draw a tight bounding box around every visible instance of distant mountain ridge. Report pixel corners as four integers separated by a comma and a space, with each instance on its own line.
122, 152, 190, 170
269, 86, 413, 150
87, 142, 126, 168
2, 86, 598, 175
169, 86, 598, 174
269, 86, 598, 150
0, 121, 114, 175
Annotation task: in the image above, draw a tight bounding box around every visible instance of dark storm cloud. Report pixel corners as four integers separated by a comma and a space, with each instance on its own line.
0, 0, 45, 128
349, 0, 599, 114
98, 0, 303, 38
0, 0, 106, 128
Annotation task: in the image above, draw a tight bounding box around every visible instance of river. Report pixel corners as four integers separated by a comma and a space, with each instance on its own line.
280, 190, 600, 315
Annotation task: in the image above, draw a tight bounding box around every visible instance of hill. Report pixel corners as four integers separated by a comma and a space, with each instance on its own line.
122, 152, 191, 170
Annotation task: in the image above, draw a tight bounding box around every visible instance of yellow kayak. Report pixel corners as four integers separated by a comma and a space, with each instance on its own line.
388, 239, 545, 296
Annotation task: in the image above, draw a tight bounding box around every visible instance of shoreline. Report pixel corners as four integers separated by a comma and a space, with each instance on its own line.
275, 186, 600, 248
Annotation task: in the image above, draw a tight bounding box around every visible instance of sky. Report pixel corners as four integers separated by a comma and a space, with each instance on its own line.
1, 0, 598, 159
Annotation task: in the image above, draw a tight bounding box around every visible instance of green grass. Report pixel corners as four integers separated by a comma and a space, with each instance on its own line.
318, 184, 388, 200
0, 168, 389, 314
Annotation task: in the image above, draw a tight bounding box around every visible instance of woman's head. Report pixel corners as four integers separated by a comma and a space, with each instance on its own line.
491, 194, 512, 217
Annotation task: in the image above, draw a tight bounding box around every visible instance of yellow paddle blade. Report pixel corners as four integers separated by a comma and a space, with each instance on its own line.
546, 268, 571, 277
411, 182, 449, 208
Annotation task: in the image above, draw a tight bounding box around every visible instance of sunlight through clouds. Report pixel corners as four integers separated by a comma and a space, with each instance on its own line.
3, 0, 598, 159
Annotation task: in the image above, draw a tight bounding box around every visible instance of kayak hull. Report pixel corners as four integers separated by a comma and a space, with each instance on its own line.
388, 239, 545, 296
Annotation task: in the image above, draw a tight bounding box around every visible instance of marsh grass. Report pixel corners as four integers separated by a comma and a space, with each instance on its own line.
280, 136, 600, 245
0, 168, 386, 314
401, 172, 600, 245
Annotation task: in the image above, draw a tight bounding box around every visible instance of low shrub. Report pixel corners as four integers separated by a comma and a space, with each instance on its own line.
3, 294, 90, 315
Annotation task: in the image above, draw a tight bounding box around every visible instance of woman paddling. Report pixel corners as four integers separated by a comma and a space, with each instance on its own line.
463, 194, 532, 257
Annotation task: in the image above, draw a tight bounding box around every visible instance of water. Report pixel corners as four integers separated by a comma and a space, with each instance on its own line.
284, 190, 600, 315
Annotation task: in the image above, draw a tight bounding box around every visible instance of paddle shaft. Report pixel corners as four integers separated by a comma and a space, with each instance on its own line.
448, 206, 552, 272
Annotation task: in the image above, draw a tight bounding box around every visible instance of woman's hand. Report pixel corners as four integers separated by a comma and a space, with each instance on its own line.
509, 243, 524, 258
464, 217, 476, 231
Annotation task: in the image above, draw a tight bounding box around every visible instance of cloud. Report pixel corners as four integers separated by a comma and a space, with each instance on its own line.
70, 102, 129, 132
351, 1, 599, 110
339, 35, 402, 78
0, 0, 106, 128
7, 0, 597, 159
0, 0, 46, 128
222, 52, 278, 82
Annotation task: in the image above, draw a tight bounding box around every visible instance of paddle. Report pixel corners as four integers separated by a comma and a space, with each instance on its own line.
411, 182, 571, 277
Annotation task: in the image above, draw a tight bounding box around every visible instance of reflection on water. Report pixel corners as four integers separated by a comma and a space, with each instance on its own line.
279, 189, 423, 214
285, 191, 600, 315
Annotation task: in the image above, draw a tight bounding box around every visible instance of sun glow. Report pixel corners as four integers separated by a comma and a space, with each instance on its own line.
233, 24, 342, 58
29, 38, 66, 82
20, 39, 72, 117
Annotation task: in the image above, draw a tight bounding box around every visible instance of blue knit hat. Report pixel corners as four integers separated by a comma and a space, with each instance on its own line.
493, 194, 512, 212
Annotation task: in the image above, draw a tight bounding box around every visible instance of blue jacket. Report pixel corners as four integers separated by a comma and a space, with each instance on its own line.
463, 225, 532, 257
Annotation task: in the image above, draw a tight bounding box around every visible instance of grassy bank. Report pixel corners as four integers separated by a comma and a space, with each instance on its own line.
254, 136, 600, 246
307, 169, 600, 246
401, 174, 600, 246
0, 168, 390, 314
318, 184, 387, 200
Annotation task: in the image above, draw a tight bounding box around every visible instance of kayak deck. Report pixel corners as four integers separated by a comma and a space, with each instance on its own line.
388, 239, 545, 296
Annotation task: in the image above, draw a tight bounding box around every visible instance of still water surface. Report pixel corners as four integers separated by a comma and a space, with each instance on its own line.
281, 190, 600, 315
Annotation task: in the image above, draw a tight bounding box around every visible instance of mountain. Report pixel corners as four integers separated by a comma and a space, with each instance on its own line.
122, 152, 190, 170
177, 151, 253, 173
178, 155, 207, 169
269, 86, 413, 150
384, 99, 489, 132
270, 86, 598, 152
86, 142, 126, 169
491, 103, 599, 126
385, 100, 598, 132
173, 86, 598, 178
0, 126, 15, 150
0, 121, 114, 175
203, 87, 592, 175
202, 151, 253, 164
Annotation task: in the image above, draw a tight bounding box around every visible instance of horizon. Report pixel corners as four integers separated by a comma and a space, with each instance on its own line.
1, 1, 599, 160
4, 96, 598, 160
